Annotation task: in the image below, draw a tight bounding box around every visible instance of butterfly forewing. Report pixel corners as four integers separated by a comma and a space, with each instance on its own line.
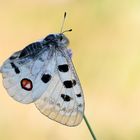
1, 52, 34, 103
0, 47, 55, 104
35, 49, 85, 126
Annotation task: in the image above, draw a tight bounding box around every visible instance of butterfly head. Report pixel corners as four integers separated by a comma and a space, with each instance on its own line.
43, 12, 72, 48
43, 33, 70, 48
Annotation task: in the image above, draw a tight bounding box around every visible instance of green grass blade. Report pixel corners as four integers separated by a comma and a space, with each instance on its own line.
84, 115, 97, 140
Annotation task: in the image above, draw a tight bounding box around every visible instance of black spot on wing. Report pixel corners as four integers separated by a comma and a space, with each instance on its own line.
63, 80, 76, 88
72, 79, 76, 86
10, 62, 20, 74
76, 93, 82, 97
61, 94, 72, 102
63, 80, 73, 88
41, 74, 51, 83
58, 64, 69, 72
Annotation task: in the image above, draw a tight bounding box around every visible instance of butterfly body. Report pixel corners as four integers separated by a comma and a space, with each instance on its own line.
0, 32, 84, 126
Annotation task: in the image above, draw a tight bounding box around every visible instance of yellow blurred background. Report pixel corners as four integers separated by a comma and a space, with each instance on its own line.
0, 0, 140, 140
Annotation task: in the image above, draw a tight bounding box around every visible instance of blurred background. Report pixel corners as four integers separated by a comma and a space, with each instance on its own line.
0, 0, 140, 140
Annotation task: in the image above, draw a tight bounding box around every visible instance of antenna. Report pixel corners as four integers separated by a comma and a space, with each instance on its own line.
62, 29, 72, 34
60, 12, 72, 34
60, 12, 67, 33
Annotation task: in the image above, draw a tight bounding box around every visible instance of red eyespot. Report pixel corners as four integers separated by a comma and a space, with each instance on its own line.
21, 78, 33, 91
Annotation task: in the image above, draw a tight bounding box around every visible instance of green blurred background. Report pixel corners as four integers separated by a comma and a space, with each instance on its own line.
0, 0, 140, 140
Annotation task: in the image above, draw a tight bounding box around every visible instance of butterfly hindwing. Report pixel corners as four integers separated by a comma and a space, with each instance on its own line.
35, 48, 85, 126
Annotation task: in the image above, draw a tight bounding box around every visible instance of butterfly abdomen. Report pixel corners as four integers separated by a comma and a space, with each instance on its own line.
19, 42, 43, 58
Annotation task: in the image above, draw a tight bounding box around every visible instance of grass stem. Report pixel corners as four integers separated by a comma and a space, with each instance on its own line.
84, 115, 97, 140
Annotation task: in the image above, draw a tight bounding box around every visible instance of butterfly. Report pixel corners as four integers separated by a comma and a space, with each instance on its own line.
0, 12, 85, 127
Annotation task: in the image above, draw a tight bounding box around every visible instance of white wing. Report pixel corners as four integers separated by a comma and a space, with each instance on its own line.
0, 48, 55, 104
35, 48, 85, 126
